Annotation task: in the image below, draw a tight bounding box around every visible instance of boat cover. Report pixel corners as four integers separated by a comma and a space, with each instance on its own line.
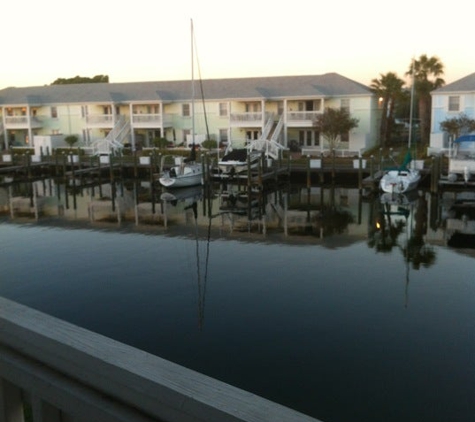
454, 134, 475, 143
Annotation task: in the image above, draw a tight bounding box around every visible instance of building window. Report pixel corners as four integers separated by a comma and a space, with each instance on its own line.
183, 129, 191, 144
298, 130, 319, 147
340, 99, 350, 113
51, 106, 58, 118
245, 103, 260, 113
219, 102, 228, 117
219, 129, 228, 145
182, 104, 191, 117
448, 96, 460, 112
340, 132, 349, 144
81, 106, 88, 117
314, 99, 322, 111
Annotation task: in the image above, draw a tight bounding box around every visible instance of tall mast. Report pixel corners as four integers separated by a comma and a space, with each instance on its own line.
191, 18, 195, 146
408, 58, 415, 150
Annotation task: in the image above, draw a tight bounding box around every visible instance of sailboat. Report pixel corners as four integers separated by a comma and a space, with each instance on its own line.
379, 150, 421, 194
159, 20, 203, 188
380, 61, 421, 194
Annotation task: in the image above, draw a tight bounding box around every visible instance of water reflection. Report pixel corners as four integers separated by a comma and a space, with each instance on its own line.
1, 177, 474, 422
1, 177, 474, 252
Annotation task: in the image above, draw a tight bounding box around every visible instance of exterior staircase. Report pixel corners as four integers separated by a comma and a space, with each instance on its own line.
248, 114, 286, 159
91, 116, 131, 155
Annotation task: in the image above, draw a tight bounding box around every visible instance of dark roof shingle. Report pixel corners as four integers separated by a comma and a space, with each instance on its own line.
0, 73, 372, 105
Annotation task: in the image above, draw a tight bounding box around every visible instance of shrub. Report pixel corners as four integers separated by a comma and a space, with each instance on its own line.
201, 139, 217, 150
64, 135, 79, 148
152, 137, 169, 149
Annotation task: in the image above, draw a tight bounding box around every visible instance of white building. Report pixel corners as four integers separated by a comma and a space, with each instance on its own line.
430, 72, 475, 154
0, 73, 380, 155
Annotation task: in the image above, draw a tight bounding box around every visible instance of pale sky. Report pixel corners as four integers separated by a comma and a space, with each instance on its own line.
2, 0, 472, 90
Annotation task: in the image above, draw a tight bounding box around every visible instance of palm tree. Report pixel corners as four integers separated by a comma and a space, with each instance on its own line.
406, 55, 445, 145
370, 72, 405, 147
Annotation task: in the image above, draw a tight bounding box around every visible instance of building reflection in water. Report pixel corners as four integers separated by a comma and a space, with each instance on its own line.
0, 177, 474, 254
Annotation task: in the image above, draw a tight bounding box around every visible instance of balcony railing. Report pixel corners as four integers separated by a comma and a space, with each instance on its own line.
85, 114, 116, 127
230, 112, 264, 126
131, 113, 173, 128
3, 116, 43, 129
286, 111, 321, 125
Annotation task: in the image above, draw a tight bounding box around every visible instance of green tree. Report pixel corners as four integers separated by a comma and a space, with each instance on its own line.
406, 55, 445, 145
439, 113, 475, 141
64, 135, 78, 148
370, 72, 405, 147
314, 107, 359, 150
51, 75, 109, 85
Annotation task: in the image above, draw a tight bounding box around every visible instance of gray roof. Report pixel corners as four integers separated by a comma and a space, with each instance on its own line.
432, 72, 475, 93
0, 73, 372, 106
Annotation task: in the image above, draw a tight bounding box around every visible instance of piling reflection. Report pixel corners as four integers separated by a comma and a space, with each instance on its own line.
0, 176, 474, 253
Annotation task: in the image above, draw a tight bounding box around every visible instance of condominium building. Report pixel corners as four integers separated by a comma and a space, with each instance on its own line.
0, 72, 380, 155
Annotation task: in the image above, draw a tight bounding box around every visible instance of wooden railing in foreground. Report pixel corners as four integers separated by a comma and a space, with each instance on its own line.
0, 297, 321, 422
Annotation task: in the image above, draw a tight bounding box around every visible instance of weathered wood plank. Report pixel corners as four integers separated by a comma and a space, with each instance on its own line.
0, 297, 321, 422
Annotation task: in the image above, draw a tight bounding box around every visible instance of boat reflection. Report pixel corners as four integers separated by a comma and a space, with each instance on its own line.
443, 192, 475, 249
0, 177, 472, 255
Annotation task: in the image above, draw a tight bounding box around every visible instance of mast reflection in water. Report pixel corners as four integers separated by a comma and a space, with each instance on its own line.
0, 178, 474, 422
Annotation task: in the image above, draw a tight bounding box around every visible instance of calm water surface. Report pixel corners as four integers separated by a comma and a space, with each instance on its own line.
0, 180, 474, 422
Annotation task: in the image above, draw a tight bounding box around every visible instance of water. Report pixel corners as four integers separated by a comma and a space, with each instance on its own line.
0, 179, 474, 422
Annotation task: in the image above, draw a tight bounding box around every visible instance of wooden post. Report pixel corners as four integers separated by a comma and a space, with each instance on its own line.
331, 149, 335, 182
26, 152, 32, 179
109, 155, 115, 183
431, 156, 439, 194
306, 155, 311, 188
319, 153, 324, 184
358, 156, 363, 192
133, 151, 138, 179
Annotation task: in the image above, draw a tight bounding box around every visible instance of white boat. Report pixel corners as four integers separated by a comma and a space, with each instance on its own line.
218, 148, 261, 176
380, 164, 421, 194
448, 134, 475, 183
158, 20, 205, 189
159, 156, 202, 188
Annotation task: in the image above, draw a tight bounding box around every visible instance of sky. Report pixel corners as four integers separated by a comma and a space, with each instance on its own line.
2, 0, 472, 90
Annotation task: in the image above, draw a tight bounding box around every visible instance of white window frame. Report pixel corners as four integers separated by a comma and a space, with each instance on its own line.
182, 104, 191, 117
219, 102, 228, 117
448, 96, 460, 112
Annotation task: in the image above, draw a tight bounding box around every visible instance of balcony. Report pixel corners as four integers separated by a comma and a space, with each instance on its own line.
3, 116, 43, 129
131, 113, 174, 128
85, 114, 116, 128
286, 111, 321, 127
230, 112, 265, 128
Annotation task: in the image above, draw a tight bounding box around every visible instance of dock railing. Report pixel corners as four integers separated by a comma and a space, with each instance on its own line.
0, 297, 321, 422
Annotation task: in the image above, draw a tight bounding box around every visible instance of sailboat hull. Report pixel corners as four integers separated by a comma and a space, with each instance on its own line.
159, 163, 203, 188
379, 169, 421, 194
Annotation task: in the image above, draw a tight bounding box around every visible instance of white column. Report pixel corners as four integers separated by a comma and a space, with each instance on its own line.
129, 103, 136, 151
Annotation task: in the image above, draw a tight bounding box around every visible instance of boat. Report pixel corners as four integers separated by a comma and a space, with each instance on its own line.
218, 147, 261, 176
159, 153, 202, 188
379, 151, 421, 194
380, 64, 421, 194
448, 134, 475, 183
159, 20, 204, 189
